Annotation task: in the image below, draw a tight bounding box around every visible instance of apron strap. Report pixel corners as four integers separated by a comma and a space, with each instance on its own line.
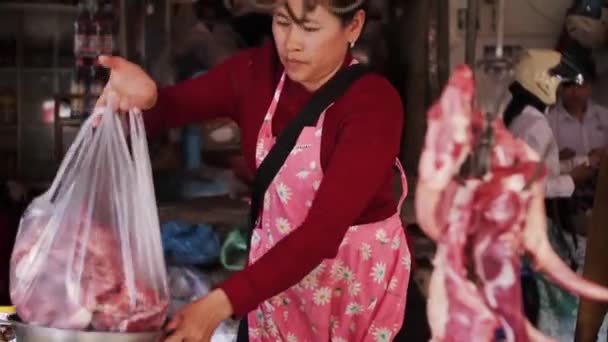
395, 158, 408, 212
248, 64, 370, 242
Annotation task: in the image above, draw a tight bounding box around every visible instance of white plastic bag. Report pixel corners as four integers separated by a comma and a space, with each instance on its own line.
10, 107, 169, 332
167, 266, 211, 317
166, 266, 237, 342
211, 321, 238, 342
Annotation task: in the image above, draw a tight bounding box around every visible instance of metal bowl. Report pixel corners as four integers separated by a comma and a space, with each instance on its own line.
11, 321, 162, 342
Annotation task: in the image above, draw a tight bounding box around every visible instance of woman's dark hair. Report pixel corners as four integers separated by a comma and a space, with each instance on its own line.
502, 81, 547, 127
194, 0, 233, 23
326, 0, 367, 24
255, 0, 367, 25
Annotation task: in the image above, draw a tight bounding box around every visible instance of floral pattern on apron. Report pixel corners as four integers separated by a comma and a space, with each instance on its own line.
247, 64, 411, 342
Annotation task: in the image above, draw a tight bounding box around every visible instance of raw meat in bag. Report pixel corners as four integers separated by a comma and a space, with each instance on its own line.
10, 106, 169, 332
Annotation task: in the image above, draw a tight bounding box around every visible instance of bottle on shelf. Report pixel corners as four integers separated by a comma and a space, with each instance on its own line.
86, 61, 107, 116
97, 1, 114, 56
89, 1, 102, 58
0, 152, 17, 180
90, 64, 105, 99
0, 38, 17, 67
0, 88, 17, 126
70, 59, 87, 118
72, 0, 114, 119
74, 1, 92, 58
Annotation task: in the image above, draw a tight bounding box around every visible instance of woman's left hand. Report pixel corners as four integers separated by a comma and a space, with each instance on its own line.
164, 289, 234, 342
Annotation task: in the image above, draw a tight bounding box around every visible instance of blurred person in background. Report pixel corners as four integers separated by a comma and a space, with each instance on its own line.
548, 55, 608, 225
502, 49, 595, 339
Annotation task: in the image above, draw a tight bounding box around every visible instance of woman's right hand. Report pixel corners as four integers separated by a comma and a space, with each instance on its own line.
97, 56, 158, 112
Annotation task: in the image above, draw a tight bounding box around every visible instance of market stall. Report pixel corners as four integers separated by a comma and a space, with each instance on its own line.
2, 0, 608, 341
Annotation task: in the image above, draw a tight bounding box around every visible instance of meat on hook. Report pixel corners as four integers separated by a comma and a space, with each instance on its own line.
416, 65, 608, 342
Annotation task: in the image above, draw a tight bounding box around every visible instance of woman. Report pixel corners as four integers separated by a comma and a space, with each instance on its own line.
98, 0, 410, 340
504, 49, 594, 199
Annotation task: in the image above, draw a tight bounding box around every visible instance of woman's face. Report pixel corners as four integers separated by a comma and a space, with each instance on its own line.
272, 0, 364, 91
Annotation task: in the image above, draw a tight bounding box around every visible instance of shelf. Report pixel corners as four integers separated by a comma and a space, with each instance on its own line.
0, 0, 88, 182
57, 118, 83, 127
0, 67, 72, 73
158, 195, 249, 226
202, 144, 241, 154
0, 125, 18, 130
0, 2, 77, 13
23, 67, 73, 73
21, 123, 56, 128
0, 141, 17, 151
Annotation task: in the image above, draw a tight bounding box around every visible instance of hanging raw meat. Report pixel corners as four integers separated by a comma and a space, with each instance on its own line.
416, 65, 608, 342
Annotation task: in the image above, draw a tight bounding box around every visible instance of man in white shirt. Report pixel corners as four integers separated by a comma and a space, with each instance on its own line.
547, 58, 608, 216
548, 84, 608, 170
563, 9, 608, 341
564, 3, 608, 109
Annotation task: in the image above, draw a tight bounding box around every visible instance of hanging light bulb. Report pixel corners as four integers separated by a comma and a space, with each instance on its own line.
474, 57, 514, 119
474, 0, 513, 120
469, 0, 514, 177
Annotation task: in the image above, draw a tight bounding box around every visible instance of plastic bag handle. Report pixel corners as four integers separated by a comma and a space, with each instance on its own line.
220, 229, 248, 271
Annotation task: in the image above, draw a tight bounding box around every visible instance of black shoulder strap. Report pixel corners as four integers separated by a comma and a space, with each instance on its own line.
247, 64, 369, 242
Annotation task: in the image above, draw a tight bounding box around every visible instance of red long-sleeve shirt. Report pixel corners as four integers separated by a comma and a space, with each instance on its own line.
144, 41, 405, 316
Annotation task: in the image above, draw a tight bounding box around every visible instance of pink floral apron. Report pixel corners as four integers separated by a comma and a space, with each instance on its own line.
248, 65, 411, 342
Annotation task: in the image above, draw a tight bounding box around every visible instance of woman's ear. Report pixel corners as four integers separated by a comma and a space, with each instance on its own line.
347, 9, 366, 44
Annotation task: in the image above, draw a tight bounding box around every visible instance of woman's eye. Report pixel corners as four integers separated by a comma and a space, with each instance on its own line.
275, 18, 291, 26
274, 15, 318, 32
